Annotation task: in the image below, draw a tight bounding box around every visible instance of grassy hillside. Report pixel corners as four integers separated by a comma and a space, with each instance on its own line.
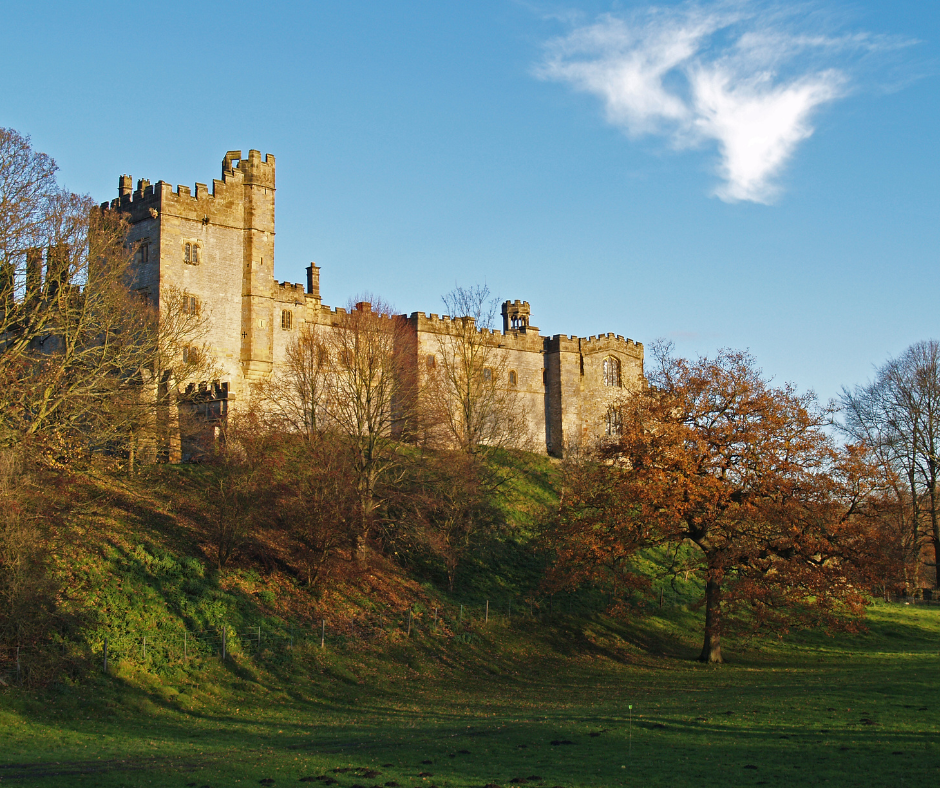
2, 454, 938, 786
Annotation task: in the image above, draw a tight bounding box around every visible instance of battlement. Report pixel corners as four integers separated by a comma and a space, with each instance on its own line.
546, 334, 581, 353
106, 148, 276, 219
276, 281, 306, 303
222, 149, 276, 188
410, 311, 470, 330
581, 333, 643, 355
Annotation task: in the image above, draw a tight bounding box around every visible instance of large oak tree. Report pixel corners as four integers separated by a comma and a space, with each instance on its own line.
550, 345, 872, 663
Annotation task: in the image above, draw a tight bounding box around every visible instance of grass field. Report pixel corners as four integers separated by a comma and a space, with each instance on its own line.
1, 602, 938, 788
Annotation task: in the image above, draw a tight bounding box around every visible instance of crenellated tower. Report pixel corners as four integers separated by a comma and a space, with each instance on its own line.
110, 148, 278, 398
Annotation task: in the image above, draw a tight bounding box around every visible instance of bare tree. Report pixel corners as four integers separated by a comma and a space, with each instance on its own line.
0, 128, 219, 466
842, 340, 940, 588
255, 322, 330, 443
323, 297, 417, 563
426, 284, 527, 456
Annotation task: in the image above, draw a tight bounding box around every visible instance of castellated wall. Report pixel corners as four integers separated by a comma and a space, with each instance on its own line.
407, 312, 549, 451
115, 150, 644, 456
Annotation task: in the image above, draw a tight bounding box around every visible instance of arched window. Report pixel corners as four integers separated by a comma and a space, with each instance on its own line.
508, 370, 517, 386
603, 356, 621, 387
184, 242, 200, 265
605, 407, 622, 437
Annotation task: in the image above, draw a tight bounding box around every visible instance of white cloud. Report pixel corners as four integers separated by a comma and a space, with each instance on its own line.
536, 2, 903, 203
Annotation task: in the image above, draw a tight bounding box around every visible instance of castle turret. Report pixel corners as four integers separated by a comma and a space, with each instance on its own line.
502, 300, 533, 333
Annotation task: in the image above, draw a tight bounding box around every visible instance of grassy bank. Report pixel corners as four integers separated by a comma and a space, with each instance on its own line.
1, 602, 938, 787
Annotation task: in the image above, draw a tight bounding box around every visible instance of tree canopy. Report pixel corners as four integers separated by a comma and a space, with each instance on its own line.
549, 345, 873, 663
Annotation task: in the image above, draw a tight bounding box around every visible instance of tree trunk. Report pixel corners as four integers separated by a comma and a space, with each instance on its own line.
699, 578, 723, 664
931, 506, 940, 589
353, 529, 369, 566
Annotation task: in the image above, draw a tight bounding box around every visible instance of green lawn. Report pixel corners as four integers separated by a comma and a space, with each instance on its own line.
1, 603, 938, 788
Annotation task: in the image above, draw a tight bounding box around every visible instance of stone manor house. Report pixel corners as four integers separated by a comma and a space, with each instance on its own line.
109, 149, 644, 456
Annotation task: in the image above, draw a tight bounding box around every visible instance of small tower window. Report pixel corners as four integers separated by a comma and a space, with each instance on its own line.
183, 295, 199, 315
605, 407, 622, 436
281, 309, 293, 330
184, 242, 200, 265
136, 242, 149, 265
508, 370, 517, 386
182, 346, 199, 365
426, 354, 436, 368
483, 367, 493, 382
603, 356, 621, 387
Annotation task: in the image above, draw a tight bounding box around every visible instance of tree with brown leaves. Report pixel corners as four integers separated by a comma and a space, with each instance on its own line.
551, 344, 874, 663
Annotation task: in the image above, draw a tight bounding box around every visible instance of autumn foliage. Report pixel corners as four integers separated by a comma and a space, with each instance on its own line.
549, 345, 876, 663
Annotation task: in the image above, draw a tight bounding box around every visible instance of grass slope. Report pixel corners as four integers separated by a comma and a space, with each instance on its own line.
2, 458, 938, 787
1, 603, 938, 788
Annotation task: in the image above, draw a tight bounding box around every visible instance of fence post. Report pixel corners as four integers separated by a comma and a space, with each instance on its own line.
103, 638, 108, 674
485, 600, 489, 623
257, 625, 262, 653
407, 608, 412, 638
222, 626, 227, 661
320, 619, 325, 649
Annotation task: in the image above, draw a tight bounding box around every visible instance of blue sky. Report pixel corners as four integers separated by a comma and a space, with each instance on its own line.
2, 0, 937, 404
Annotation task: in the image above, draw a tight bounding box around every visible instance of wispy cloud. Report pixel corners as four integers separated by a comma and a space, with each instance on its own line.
536, 2, 913, 203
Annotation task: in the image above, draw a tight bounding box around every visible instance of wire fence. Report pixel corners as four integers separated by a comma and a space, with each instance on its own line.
0, 596, 595, 686
1, 592, 935, 686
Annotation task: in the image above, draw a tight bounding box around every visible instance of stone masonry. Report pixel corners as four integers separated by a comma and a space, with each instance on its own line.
108, 150, 644, 456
